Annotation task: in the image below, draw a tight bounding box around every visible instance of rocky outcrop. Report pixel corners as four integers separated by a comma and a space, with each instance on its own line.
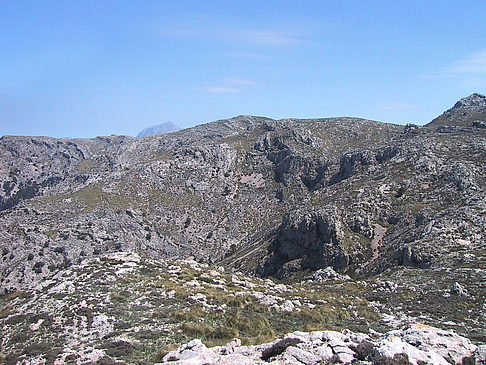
330, 145, 399, 185
305, 266, 351, 282
259, 208, 348, 278
161, 324, 478, 364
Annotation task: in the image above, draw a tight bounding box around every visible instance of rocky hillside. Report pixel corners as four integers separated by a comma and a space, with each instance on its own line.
1, 252, 484, 364
427, 93, 486, 129
0, 94, 485, 363
0, 115, 407, 293
1, 95, 485, 294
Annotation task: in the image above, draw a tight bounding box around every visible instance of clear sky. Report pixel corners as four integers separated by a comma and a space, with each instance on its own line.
1, 1, 486, 138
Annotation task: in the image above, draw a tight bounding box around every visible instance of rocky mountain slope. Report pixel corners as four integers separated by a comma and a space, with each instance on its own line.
137, 122, 181, 138
428, 93, 486, 129
1, 252, 484, 364
1, 95, 485, 293
0, 94, 485, 363
0, 115, 407, 292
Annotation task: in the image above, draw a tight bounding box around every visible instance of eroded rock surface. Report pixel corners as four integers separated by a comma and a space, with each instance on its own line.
1, 100, 485, 294
161, 324, 477, 364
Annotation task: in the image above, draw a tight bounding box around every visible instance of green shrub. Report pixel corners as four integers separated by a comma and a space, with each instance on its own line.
372, 353, 413, 365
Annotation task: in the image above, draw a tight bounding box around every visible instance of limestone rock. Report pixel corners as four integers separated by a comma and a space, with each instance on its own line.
450, 282, 469, 297
305, 266, 351, 282
160, 324, 478, 364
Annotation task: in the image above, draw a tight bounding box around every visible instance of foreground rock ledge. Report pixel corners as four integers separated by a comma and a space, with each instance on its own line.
161, 323, 483, 365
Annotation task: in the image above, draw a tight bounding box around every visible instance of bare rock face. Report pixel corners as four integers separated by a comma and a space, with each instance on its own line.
259, 208, 349, 278
380, 324, 478, 364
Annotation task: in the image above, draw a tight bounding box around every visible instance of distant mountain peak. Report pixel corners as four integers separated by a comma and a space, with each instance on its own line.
137, 121, 180, 137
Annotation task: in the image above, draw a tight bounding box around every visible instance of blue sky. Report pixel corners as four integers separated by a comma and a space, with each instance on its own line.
1, 1, 486, 138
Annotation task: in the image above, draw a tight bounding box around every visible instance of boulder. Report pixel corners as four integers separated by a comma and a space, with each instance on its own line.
450, 282, 468, 297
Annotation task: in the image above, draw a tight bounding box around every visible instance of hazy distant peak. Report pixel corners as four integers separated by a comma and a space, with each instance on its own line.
137, 121, 180, 137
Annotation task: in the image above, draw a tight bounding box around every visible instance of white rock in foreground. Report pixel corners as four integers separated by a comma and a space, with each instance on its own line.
159, 324, 477, 364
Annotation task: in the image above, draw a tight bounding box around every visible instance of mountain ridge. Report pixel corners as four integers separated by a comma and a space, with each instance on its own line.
1, 99, 485, 290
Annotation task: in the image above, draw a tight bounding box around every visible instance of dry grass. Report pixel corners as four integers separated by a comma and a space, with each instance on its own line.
0, 305, 15, 319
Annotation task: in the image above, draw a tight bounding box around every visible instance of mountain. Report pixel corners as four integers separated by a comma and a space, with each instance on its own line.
427, 93, 486, 129
0, 252, 481, 364
136, 121, 181, 137
1, 95, 486, 363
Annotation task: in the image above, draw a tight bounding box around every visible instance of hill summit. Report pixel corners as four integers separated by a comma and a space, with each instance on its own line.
427, 93, 486, 128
